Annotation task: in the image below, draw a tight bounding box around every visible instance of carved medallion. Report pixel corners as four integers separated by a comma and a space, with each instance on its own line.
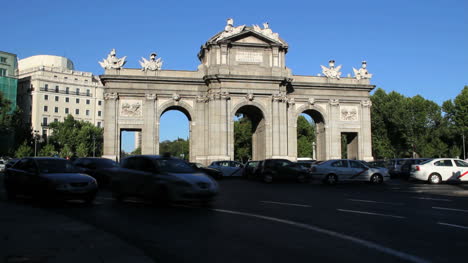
120, 100, 142, 117
340, 106, 358, 121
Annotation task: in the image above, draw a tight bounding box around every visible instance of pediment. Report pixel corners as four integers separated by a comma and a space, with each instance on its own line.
207, 27, 288, 48
234, 35, 269, 44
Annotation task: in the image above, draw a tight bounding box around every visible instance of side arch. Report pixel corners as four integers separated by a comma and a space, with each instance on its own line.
231, 100, 270, 124
294, 104, 327, 124
157, 100, 195, 121
294, 104, 328, 161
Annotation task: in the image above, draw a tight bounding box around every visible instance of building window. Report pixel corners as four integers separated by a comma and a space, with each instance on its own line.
74, 78, 78, 81
44, 106, 48, 112
86, 99, 90, 105
76, 88, 80, 95
54, 75, 57, 78
76, 98, 80, 104
55, 107, 59, 113
86, 110, 90, 116
42, 117, 48, 126
75, 109, 79, 115
54, 118, 58, 122
44, 84, 48, 91
64, 77, 68, 80
44, 95, 48, 100
97, 122, 101, 128
98, 100, 102, 106
65, 108, 69, 114
98, 111, 101, 117
55, 86, 59, 92
55, 96, 59, 102
0, 68, 6, 76
65, 97, 69, 103
66, 87, 69, 94
86, 89, 90, 96
0, 57, 6, 63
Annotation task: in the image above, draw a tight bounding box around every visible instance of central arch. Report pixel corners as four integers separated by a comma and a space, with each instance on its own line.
295, 105, 327, 161
156, 101, 194, 160
232, 104, 267, 162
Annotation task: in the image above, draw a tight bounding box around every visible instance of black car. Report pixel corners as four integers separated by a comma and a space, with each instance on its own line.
400, 158, 431, 179
243, 161, 260, 179
73, 157, 119, 187
189, 162, 223, 180
4, 157, 98, 203
254, 159, 309, 183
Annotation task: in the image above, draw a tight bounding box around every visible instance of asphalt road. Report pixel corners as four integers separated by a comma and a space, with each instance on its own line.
2, 176, 468, 263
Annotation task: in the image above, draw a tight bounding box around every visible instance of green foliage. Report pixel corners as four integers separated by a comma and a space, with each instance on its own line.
38, 144, 56, 157
234, 115, 253, 162
297, 115, 315, 158
371, 87, 467, 159
15, 141, 33, 157
48, 115, 103, 158
131, 147, 141, 155
159, 138, 189, 159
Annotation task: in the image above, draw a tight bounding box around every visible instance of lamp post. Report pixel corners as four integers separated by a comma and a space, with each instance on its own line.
34, 130, 39, 157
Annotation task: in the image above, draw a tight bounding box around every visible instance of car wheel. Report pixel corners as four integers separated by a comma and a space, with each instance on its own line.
324, 174, 338, 185
428, 173, 442, 184
370, 174, 383, 184
263, 174, 273, 184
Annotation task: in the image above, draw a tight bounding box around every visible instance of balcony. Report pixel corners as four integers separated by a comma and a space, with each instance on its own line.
39, 87, 92, 97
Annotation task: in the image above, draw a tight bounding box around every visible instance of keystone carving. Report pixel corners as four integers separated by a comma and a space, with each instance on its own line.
329, 99, 340, 106
246, 93, 254, 101
172, 93, 181, 102
308, 98, 315, 105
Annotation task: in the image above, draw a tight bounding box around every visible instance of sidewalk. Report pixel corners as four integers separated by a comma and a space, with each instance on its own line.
0, 199, 154, 263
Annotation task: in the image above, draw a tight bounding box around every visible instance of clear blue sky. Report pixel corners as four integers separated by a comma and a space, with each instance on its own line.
3, 0, 467, 152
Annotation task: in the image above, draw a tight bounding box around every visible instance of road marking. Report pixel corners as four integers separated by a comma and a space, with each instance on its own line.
438, 222, 468, 230
412, 197, 452, 202
347, 199, 403, 206
212, 208, 427, 263
260, 201, 311, 208
337, 209, 406, 219
433, 207, 468, 213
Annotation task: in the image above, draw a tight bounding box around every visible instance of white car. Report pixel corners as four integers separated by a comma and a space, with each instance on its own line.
0, 160, 5, 172
310, 159, 390, 184
410, 158, 468, 184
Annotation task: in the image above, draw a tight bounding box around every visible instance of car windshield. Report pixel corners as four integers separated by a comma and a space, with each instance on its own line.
94, 159, 119, 168
36, 159, 79, 173
420, 159, 432, 165
156, 159, 196, 173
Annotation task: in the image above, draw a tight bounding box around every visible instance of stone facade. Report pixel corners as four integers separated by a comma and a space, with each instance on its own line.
100, 21, 375, 163
17, 55, 105, 139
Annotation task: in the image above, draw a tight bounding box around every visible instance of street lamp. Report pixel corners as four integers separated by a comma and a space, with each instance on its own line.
33, 130, 39, 157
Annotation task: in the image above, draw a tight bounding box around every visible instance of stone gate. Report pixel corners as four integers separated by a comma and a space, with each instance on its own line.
100, 19, 375, 164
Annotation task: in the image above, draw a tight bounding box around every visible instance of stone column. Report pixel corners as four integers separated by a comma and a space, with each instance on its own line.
287, 98, 297, 160
328, 99, 341, 159
142, 94, 156, 154
271, 95, 280, 157
103, 92, 119, 160
278, 97, 288, 157
360, 100, 373, 161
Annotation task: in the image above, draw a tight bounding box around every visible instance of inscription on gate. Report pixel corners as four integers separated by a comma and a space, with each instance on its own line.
236, 51, 263, 63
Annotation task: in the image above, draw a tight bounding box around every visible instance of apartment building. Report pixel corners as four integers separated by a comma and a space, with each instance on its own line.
17, 55, 104, 139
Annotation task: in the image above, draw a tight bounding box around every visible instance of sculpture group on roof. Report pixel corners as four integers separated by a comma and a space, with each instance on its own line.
140, 52, 163, 71
320, 60, 373, 80
99, 49, 126, 70
215, 18, 284, 43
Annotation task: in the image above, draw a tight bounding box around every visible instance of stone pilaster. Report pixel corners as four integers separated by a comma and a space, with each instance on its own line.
142, 94, 157, 154
103, 92, 119, 160
360, 100, 373, 161
328, 99, 341, 159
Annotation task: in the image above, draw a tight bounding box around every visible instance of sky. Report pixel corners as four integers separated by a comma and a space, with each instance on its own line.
3, 0, 467, 152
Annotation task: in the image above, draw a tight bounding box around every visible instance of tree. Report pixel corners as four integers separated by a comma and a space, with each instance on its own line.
38, 144, 56, 157
60, 144, 73, 159
15, 141, 33, 157
76, 143, 88, 157
297, 115, 315, 158
131, 147, 141, 155
442, 86, 468, 158
159, 138, 189, 159
234, 115, 252, 162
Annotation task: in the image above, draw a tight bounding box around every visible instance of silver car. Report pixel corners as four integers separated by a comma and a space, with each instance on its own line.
110, 155, 219, 204
310, 159, 390, 184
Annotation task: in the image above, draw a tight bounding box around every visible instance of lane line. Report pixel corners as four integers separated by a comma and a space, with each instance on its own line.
438, 222, 468, 230
260, 201, 311, 208
213, 208, 426, 263
347, 199, 403, 206
433, 207, 468, 213
337, 209, 406, 219
412, 197, 452, 202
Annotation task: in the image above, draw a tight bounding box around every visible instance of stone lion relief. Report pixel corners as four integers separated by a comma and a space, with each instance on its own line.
120, 100, 142, 117
340, 106, 358, 121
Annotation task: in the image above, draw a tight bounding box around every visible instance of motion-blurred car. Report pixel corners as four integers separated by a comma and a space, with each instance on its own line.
110, 155, 219, 204
4, 157, 98, 203
73, 157, 119, 187
310, 159, 390, 185
189, 162, 223, 180
400, 158, 431, 179
388, 158, 409, 177
243, 161, 260, 179
254, 159, 309, 183
208, 161, 244, 177
0, 160, 5, 172
410, 158, 468, 184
